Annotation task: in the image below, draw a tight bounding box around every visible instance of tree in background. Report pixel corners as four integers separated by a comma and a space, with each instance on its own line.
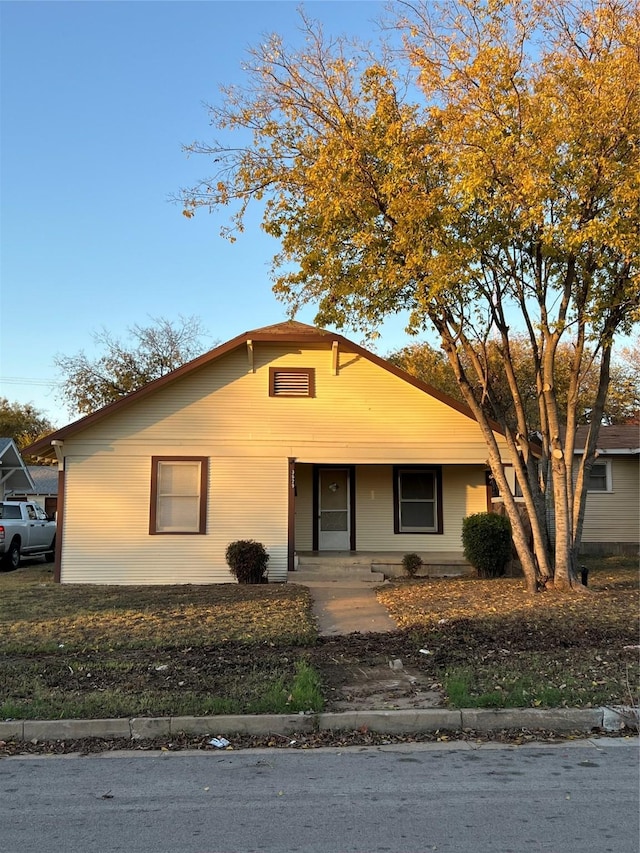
0, 398, 55, 454
606, 337, 640, 424
388, 336, 638, 428
180, 0, 639, 592
54, 316, 211, 416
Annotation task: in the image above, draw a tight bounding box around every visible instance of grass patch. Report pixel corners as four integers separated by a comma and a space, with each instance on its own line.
0, 657, 324, 720
376, 557, 639, 710
247, 660, 324, 714
444, 665, 607, 709
0, 564, 320, 719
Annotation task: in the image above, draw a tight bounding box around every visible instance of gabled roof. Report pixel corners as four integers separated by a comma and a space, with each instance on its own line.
27, 465, 59, 494
25, 320, 495, 459
5, 464, 58, 496
574, 424, 640, 455
0, 438, 36, 495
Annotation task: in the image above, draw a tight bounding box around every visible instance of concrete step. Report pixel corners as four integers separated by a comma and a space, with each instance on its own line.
293, 552, 472, 582
297, 556, 376, 569
290, 567, 387, 584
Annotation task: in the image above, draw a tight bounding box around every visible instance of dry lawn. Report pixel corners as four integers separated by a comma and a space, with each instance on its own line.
0, 556, 637, 720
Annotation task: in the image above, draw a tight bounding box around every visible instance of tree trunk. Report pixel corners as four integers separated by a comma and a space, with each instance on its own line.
437, 331, 540, 592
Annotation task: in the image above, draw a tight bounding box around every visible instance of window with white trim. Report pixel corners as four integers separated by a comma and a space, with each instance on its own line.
393, 466, 443, 534
150, 457, 208, 534
586, 460, 612, 492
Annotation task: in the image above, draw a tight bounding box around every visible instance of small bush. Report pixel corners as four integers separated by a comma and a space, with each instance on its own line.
462, 512, 512, 578
402, 552, 423, 578
225, 540, 269, 584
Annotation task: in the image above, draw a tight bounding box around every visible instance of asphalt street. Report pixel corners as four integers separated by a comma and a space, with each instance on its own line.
2, 738, 637, 853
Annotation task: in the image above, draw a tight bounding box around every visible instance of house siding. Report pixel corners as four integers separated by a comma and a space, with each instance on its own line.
61, 454, 288, 584
581, 456, 639, 547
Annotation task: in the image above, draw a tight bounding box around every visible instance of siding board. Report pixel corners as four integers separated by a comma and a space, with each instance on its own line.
581, 456, 639, 544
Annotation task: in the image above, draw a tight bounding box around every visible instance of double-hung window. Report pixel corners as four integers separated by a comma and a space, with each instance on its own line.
586, 460, 611, 493
150, 457, 208, 534
394, 466, 443, 534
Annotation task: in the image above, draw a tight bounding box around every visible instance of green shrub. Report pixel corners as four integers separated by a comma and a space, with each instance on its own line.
402, 552, 423, 578
462, 512, 512, 578
225, 540, 269, 584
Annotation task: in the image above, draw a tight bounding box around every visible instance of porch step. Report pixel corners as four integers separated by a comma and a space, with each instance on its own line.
292, 555, 386, 583
294, 552, 472, 581
290, 567, 387, 584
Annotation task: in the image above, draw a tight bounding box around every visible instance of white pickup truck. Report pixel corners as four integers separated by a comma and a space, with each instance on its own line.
0, 501, 57, 570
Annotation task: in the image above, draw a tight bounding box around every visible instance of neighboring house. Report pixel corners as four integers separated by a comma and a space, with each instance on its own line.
0, 438, 35, 501
574, 425, 639, 556
6, 465, 59, 518
26, 321, 513, 585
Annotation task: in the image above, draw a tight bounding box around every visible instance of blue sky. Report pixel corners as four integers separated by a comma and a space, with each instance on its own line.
2, 0, 419, 427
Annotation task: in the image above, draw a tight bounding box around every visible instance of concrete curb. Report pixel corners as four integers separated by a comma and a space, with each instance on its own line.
1, 706, 636, 743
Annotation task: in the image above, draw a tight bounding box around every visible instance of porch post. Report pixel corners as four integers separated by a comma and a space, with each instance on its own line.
287, 457, 296, 572
54, 467, 65, 584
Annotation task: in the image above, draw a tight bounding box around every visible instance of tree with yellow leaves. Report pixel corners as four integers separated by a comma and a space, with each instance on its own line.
181, 0, 639, 593
388, 335, 639, 427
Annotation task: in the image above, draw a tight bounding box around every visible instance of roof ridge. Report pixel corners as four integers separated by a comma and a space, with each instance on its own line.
246, 319, 332, 336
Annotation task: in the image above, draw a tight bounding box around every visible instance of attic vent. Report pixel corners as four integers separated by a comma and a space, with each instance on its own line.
269, 367, 315, 397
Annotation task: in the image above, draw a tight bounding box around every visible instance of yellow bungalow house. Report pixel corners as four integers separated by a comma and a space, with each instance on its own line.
26, 321, 511, 584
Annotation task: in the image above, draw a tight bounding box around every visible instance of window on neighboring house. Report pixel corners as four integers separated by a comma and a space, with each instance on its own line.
586, 460, 611, 492
269, 367, 315, 397
150, 457, 208, 534
514, 474, 524, 498
393, 466, 443, 534
489, 468, 523, 498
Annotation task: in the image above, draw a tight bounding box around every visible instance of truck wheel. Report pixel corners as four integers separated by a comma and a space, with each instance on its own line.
2, 540, 21, 571
44, 537, 56, 563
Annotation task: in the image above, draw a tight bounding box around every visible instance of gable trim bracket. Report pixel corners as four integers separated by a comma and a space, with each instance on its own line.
51, 440, 64, 471
246, 340, 254, 373
332, 340, 339, 376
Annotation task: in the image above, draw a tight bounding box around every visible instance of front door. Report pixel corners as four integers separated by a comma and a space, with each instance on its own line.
318, 468, 351, 550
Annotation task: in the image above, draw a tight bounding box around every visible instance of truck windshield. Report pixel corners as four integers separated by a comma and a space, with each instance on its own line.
0, 505, 22, 519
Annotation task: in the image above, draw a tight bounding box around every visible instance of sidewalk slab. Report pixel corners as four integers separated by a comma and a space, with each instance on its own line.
297, 580, 398, 635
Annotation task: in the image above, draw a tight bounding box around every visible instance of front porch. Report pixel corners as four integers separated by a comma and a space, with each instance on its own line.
292, 550, 473, 583
289, 462, 491, 578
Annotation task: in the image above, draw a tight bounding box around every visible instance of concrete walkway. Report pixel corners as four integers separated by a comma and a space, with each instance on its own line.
291, 578, 398, 635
